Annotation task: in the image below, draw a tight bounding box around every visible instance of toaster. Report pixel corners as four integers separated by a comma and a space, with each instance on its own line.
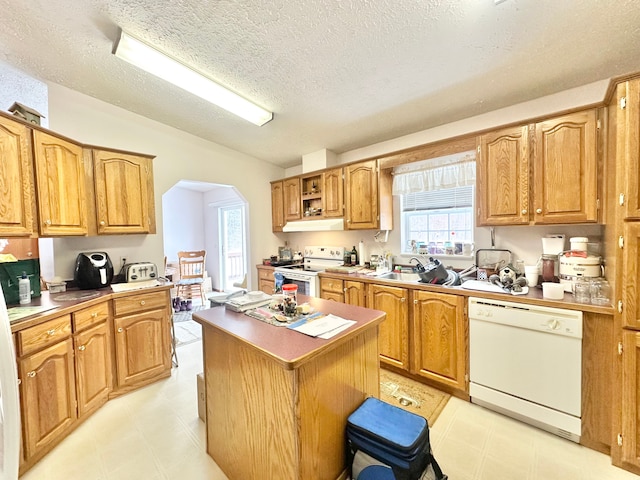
124, 262, 158, 283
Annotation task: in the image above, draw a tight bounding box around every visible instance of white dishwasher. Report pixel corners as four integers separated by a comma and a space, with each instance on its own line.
468, 296, 582, 442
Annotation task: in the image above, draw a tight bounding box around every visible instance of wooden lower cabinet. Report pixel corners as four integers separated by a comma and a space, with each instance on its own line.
617, 330, 640, 472
113, 308, 171, 390
19, 338, 77, 459
74, 321, 112, 418
320, 278, 367, 306
320, 277, 344, 302
411, 291, 467, 392
257, 265, 275, 294
368, 283, 409, 370
345, 280, 366, 306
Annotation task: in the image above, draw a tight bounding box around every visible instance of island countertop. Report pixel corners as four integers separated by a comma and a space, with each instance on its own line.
192, 294, 386, 370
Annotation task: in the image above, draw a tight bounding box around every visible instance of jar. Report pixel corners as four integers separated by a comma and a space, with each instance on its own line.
282, 284, 298, 316
541, 254, 557, 282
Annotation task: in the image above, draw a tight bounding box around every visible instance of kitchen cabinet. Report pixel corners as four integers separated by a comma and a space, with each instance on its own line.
319, 278, 366, 305
345, 160, 394, 230
319, 277, 344, 302
0, 115, 35, 236
257, 265, 275, 294
617, 78, 640, 219
368, 283, 409, 370
17, 316, 76, 461
112, 290, 171, 392
477, 125, 530, 225
72, 302, 112, 418
283, 177, 301, 222
301, 172, 323, 217
411, 290, 467, 392
533, 110, 599, 224
271, 181, 285, 232
32, 130, 88, 236
619, 330, 640, 471
621, 222, 640, 329
323, 167, 344, 217
477, 109, 599, 226
92, 149, 155, 234
345, 280, 366, 306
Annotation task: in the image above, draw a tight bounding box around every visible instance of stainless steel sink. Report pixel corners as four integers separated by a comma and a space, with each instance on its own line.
376, 272, 421, 282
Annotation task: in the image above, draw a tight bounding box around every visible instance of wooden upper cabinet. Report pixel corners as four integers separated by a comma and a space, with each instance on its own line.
93, 149, 155, 234
0, 115, 35, 236
322, 168, 344, 217
32, 130, 87, 236
271, 181, 285, 232
622, 222, 640, 329
618, 79, 640, 219
283, 177, 301, 222
345, 160, 379, 229
533, 110, 599, 224
477, 125, 530, 225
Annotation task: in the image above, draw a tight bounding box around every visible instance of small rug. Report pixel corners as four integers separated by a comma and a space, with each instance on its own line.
173, 304, 207, 323
173, 305, 207, 347
380, 369, 450, 425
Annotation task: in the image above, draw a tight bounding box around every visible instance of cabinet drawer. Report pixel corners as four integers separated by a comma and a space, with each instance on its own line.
320, 278, 344, 293
17, 315, 72, 356
113, 291, 168, 317
72, 301, 109, 332
258, 268, 274, 281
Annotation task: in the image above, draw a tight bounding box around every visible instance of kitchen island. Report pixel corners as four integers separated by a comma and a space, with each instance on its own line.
192, 296, 385, 480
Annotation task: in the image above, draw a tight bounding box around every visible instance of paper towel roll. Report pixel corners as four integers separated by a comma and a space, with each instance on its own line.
358, 241, 365, 266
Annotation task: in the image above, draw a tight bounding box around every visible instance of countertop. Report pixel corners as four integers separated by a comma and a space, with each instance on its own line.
191, 295, 386, 370
8, 283, 173, 333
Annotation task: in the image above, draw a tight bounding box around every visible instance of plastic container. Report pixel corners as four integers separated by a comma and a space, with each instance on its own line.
19, 272, 31, 304
524, 265, 540, 287
542, 282, 564, 300
542, 235, 565, 255
282, 284, 298, 316
570, 237, 589, 252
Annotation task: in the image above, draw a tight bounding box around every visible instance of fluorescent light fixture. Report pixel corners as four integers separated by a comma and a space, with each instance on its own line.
113, 30, 273, 126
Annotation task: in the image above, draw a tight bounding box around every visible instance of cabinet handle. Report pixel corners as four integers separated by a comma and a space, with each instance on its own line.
521, 209, 527, 215
343, 288, 347, 292
17, 378, 21, 385
401, 297, 406, 302
47, 329, 56, 336
140, 300, 146, 306
27, 371, 36, 378
117, 327, 124, 333
100, 220, 106, 225
78, 345, 86, 351
91, 312, 97, 318
536, 208, 542, 214
45, 219, 51, 225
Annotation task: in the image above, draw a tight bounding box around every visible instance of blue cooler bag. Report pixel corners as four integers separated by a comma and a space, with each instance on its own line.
347, 397, 447, 480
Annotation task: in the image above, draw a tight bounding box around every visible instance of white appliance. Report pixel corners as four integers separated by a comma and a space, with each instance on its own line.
468, 297, 583, 442
274, 246, 345, 297
0, 285, 20, 479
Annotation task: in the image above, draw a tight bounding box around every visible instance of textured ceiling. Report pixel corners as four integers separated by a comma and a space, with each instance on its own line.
1, 0, 640, 167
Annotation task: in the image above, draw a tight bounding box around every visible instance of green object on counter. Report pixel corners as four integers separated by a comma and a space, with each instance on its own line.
0, 259, 41, 305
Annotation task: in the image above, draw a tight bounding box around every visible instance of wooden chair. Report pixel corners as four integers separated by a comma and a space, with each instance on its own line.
176, 250, 207, 303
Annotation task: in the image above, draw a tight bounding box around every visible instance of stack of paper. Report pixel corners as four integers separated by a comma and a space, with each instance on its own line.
225, 292, 272, 312
287, 313, 356, 339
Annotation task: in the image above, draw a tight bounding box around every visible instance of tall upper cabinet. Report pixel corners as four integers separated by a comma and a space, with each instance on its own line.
0, 115, 35, 236
32, 131, 88, 236
271, 181, 285, 232
477, 109, 600, 226
93, 149, 156, 234
345, 160, 393, 230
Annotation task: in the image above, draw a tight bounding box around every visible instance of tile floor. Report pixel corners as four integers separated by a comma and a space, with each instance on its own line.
21, 331, 639, 480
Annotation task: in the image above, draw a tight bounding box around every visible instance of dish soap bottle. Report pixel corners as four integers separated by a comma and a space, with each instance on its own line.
351, 246, 358, 266
19, 271, 31, 304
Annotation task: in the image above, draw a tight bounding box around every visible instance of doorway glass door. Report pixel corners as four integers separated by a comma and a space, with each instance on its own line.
219, 205, 246, 291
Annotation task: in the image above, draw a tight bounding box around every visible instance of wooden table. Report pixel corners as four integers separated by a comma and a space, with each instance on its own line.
192, 296, 385, 480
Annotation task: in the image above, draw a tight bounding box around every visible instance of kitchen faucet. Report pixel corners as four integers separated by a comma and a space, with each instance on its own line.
409, 257, 426, 272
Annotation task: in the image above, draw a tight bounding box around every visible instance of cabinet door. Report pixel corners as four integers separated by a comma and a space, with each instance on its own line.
283, 178, 301, 221
93, 150, 154, 234
533, 110, 598, 224
619, 79, 640, 219
477, 125, 530, 225
411, 291, 467, 392
271, 181, 285, 232
622, 222, 640, 329
0, 115, 34, 236
344, 280, 366, 307
620, 330, 640, 468
323, 168, 344, 218
368, 283, 409, 370
345, 160, 379, 230
32, 131, 87, 236
113, 309, 170, 388
75, 322, 112, 418
19, 338, 77, 459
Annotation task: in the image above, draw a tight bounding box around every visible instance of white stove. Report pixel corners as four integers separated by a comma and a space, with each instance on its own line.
274, 246, 345, 296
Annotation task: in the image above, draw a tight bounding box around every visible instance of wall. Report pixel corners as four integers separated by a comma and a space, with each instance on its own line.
46, 83, 284, 289
279, 78, 610, 271
161, 186, 206, 264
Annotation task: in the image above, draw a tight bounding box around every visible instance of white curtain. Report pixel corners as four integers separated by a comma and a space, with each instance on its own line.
392, 151, 476, 195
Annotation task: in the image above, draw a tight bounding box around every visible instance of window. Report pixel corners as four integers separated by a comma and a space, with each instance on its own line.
392, 153, 475, 255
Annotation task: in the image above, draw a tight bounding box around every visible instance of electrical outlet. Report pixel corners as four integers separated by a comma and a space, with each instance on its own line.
120, 256, 127, 267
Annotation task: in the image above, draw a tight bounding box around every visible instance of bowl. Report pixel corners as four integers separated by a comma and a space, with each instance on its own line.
246, 290, 264, 300
542, 282, 564, 300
